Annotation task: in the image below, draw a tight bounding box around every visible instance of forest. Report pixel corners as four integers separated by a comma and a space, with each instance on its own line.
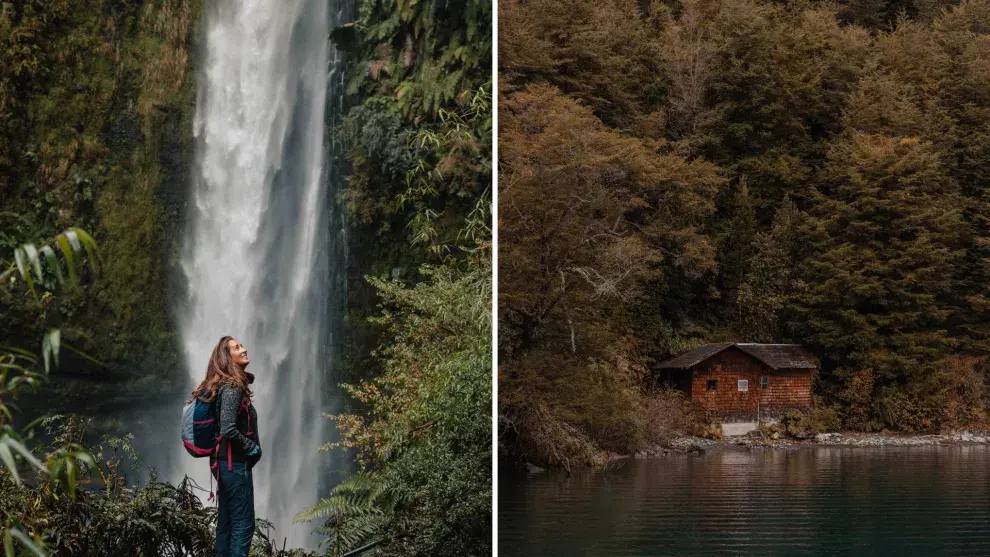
498, 0, 990, 468
1, 0, 491, 556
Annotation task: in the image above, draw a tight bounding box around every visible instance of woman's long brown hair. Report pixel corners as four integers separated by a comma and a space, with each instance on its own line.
188, 335, 253, 403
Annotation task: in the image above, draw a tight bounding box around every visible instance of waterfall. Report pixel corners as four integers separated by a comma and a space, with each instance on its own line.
176, 0, 346, 547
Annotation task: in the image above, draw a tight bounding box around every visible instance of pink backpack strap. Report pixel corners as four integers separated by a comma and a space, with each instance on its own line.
238, 396, 254, 436
208, 461, 219, 502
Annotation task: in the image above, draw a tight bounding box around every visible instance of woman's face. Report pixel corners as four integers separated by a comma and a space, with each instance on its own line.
227, 338, 250, 368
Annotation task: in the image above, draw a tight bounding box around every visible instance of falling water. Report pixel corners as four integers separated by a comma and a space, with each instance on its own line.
176, 0, 346, 547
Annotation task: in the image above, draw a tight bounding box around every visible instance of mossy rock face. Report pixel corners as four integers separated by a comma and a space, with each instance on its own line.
1, 0, 203, 407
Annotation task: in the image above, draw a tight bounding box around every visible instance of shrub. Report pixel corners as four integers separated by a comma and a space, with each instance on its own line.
296, 261, 492, 557
781, 407, 842, 438
0, 416, 316, 557
643, 389, 722, 444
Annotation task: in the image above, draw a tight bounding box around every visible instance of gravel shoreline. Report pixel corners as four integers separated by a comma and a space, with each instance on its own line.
514, 432, 990, 473
633, 431, 990, 458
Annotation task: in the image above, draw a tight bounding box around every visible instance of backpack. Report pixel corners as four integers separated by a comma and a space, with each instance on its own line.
181, 389, 220, 458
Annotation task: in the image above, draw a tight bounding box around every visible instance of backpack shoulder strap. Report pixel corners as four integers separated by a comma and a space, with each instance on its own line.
213, 385, 226, 412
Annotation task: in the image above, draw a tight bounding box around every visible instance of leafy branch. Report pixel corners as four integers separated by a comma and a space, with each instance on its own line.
1, 227, 103, 557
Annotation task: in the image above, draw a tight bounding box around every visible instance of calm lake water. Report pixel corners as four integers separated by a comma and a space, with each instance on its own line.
500, 446, 990, 556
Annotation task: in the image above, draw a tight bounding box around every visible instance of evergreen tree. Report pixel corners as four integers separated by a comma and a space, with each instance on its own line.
695, 0, 869, 208
499, 0, 665, 130
929, 1, 990, 351
789, 131, 965, 426
737, 196, 800, 342
717, 179, 758, 303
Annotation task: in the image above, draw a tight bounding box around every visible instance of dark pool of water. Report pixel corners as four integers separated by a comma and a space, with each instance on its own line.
499, 446, 990, 556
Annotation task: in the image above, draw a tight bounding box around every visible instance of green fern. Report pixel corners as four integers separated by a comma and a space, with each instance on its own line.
294, 472, 399, 557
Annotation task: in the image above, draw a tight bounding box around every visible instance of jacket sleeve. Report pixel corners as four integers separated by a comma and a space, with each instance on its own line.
218, 385, 259, 454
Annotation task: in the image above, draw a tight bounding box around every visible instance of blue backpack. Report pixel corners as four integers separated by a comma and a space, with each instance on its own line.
181, 389, 220, 458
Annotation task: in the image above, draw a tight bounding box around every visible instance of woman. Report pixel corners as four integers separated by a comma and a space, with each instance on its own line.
189, 335, 262, 557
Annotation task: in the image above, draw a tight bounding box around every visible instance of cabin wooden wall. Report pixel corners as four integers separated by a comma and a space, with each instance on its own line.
689, 347, 812, 420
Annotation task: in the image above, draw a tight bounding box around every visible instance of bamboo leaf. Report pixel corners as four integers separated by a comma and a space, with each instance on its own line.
13, 247, 26, 278
0, 362, 31, 374
61, 342, 106, 368
23, 244, 42, 281
49, 459, 63, 486
63, 229, 82, 254
20, 415, 49, 435
0, 346, 37, 361
67, 227, 100, 274
13, 247, 37, 300
71, 450, 96, 468
3, 529, 13, 557
8, 529, 44, 557
0, 439, 21, 483
8, 438, 45, 472
42, 330, 60, 374
66, 458, 76, 499
56, 234, 77, 283
39, 245, 63, 285
6, 375, 25, 391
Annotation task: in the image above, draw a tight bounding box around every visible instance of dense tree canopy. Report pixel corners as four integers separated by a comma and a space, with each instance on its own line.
499, 0, 990, 465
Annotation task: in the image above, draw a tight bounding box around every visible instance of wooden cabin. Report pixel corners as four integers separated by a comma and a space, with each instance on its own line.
654, 343, 817, 429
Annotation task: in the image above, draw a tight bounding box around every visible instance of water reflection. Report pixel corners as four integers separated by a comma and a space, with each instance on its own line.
500, 446, 990, 556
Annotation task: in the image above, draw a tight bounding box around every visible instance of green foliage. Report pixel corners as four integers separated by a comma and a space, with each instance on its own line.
717, 180, 759, 301
737, 197, 801, 342
0, 0, 199, 391
293, 472, 397, 556
0, 231, 85, 555
337, 0, 493, 402
781, 407, 842, 438
320, 0, 493, 553
0, 418, 316, 557
339, 0, 491, 232
832, 0, 954, 28
0, 232, 118, 555
3, 228, 99, 303
343, 87, 492, 254
695, 1, 869, 208
788, 131, 964, 422
299, 261, 492, 557
346, 0, 491, 119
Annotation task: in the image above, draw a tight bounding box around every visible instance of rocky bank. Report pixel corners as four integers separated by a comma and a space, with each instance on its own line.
633, 430, 990, 458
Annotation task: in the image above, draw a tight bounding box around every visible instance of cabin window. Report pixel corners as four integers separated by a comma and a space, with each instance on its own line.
761, 376, 769, 390
737, 379, 749, 392
706, 379, 718, 391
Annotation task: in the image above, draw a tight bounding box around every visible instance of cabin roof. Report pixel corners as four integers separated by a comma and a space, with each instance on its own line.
656, 343, 817, 371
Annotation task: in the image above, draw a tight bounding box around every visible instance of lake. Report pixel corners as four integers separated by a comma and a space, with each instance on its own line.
499, 446, 990, 556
